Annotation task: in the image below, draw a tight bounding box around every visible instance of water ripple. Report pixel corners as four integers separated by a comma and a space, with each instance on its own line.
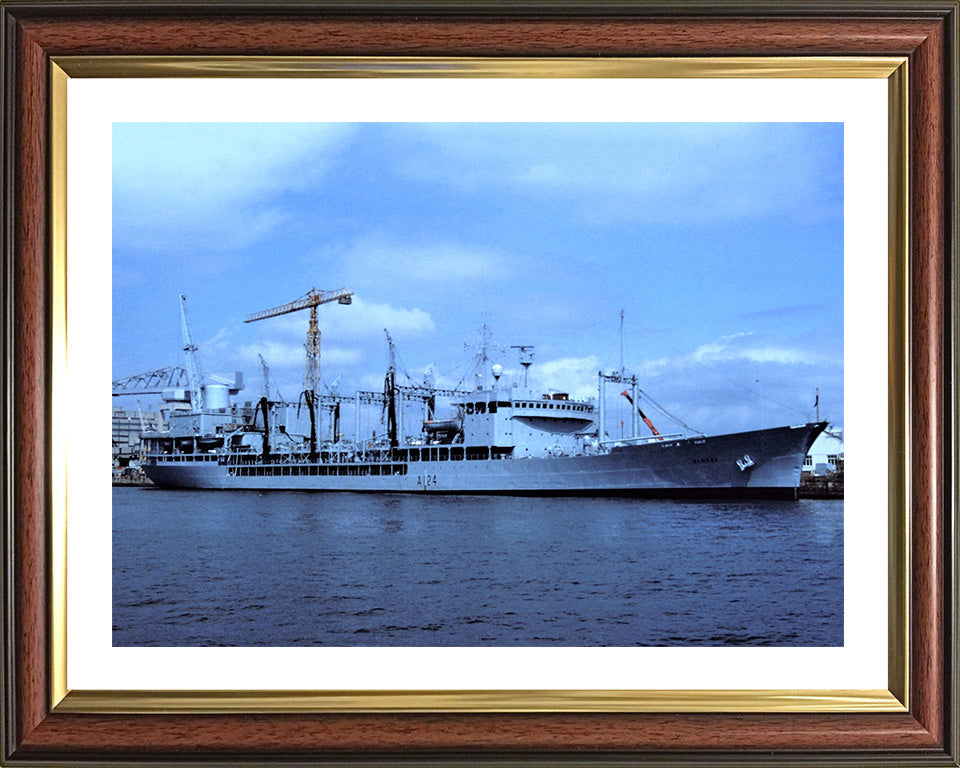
113, 489, 843, 647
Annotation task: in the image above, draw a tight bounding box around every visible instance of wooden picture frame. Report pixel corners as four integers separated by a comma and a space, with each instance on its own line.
2, 2, 957, 765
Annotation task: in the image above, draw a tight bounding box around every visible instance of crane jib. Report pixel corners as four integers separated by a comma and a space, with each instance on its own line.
243, 286, 354, 408
243, 287, 354, 323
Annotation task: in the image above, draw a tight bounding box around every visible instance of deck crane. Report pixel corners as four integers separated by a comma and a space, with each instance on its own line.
384, 329, 399, 447
244, 287, 353, 398
324, 374, 343, 442
257, 353, 270, 401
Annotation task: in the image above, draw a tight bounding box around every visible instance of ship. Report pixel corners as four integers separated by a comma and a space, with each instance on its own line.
138, 296, 826, 499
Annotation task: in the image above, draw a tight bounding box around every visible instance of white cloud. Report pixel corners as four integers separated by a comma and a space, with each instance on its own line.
520, 162, 564, 185
114, 123, 349, 203
114, 123, 354, 255
321, 348, 365, 367
738, 347, 817, 365
236, 340, 306, 368
528, 355, 603, 400
691, 332, 754, 362
689, 332, 819, 366
403, 123, 841, 226
312, 297, 435, 340
340, 236, 511, 286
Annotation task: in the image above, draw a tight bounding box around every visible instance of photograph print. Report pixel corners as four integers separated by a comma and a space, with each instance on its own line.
111, 121, 843, 648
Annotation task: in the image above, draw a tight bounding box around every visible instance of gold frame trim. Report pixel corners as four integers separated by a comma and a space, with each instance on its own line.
886, 59, 910, 709
50, 61, 69, 710
54, 54, 904, 79
49, 55, 910, 715
57, 688, 903, 714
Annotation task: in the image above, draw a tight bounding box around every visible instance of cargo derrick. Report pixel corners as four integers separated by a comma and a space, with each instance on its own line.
621, 389, 663, 440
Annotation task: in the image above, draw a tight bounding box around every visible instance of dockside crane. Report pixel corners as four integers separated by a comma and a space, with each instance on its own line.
244, 287, 353, 398
245, 287, 353, 458
179, 294, 205, 413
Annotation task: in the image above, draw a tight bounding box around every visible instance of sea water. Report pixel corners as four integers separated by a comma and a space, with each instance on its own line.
112, 488, 842, 647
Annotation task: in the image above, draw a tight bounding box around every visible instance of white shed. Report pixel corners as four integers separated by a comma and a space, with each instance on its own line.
803, 428, 844, 476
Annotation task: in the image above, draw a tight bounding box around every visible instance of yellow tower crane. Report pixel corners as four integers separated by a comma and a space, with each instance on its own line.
244, 287, 353, 399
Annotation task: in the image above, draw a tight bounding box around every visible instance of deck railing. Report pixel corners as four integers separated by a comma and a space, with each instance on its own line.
598, 433, 683, 448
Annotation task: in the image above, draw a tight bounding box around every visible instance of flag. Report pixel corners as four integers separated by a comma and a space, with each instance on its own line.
814, 389, 819, 408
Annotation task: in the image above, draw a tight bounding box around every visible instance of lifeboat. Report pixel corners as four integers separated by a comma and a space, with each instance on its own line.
423, 418, 462, 433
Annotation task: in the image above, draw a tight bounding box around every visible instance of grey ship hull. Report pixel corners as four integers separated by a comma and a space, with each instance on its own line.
143, 422, 825, 499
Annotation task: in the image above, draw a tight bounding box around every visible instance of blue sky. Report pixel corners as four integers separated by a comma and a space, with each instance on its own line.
113, 122, 843, 437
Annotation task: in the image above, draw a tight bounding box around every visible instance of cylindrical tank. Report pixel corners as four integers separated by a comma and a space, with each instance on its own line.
205, 384, 229, 411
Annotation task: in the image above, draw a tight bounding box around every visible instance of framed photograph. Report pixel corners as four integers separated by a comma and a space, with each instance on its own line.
2, 2, 957, 765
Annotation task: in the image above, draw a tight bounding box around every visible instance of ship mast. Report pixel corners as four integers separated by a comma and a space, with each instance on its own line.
465, 323, 505, 391
510, 345, 534, 389
598, 309, 651, 442
617, 308, 626, 438
619, 308, 625, 374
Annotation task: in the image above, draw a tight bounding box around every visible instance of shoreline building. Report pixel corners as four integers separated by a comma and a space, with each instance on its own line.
803, 428, 844, 476
112, 405, 164, 464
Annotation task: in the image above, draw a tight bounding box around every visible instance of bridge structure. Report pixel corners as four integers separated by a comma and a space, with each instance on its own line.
112, 365, 243, 399
112, 365, 189, 396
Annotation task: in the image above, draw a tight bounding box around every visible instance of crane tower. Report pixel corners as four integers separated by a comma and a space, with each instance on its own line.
179, 294, 205, 413
244, 287, 353, 398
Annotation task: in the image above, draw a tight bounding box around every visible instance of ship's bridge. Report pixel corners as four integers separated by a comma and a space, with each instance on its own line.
454, 390, 596, 453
